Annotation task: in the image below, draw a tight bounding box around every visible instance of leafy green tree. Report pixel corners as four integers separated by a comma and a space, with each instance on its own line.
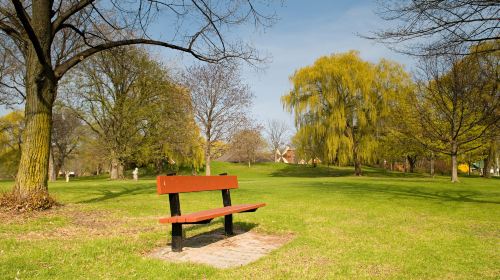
0, 0, 274, 207
65, 47, 199, 179
404, 52, 498, 182
378, 129, 427, 173
230, 126, 267, 167
134, 85, 205, 175
67, 130, 107, 176
291, 127, 325, 167
282, 51, 412, 175
0, 111, 24, 178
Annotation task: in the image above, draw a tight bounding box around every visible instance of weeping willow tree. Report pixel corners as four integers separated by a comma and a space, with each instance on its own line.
0, 111, 24, 178
282, 51, 412, 175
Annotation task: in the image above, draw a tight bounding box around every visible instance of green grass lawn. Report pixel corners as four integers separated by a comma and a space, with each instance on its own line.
0, 162, 499, 279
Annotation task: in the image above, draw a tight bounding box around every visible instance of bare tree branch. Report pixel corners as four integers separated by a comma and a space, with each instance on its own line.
55, 38, 228, 78
367, 0, 500, 56
52, 0, 95, 34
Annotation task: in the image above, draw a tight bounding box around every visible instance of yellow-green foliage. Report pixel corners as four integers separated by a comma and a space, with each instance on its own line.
405, 46, 498, 158
163, 123, 205, 172
0, 111, 24, 178
282, 51, 412, 165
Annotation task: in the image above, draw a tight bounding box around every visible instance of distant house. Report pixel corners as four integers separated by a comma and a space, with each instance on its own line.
275, 146, 296, 164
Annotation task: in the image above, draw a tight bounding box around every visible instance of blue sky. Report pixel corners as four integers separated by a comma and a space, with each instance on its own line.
149, 0, 416, 127
235, 0, 416, 126
1, 0, 416, 124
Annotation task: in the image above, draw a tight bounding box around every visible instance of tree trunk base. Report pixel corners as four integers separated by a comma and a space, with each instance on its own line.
354, 163, 362, 176
0, 189, 58, 212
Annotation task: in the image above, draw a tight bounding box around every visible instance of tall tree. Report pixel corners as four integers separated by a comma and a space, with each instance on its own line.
230, 126, 266, 167
406, 52, 499, 182
65, 47, 191, 179
183, 63, 253, 175
265, 119, 290, 160
67, 130, 107, 177
380, 80, 431, 174
134, 82, 205, 175
369, 0, 500, 56
49, 106, 82, 181
282, 51, 412, 175
378, 128, 427, 173
0, 0, 274, 208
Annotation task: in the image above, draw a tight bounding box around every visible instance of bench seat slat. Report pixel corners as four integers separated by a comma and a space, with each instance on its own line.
157, 175, 238, 194
159, 203, 266, 224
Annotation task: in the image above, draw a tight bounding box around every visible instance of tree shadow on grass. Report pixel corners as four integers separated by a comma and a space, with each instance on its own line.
270, 165, 352, 178
315, 182, 500, 205
175, 221, 258, 249
270, 164, 428, 178
77, 185, 155, 204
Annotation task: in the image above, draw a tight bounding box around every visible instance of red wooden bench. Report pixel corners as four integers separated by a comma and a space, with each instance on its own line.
157, 173, 266, 252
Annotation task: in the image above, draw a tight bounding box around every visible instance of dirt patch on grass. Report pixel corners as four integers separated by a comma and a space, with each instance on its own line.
148, 229, 294, 269
0, 204, 160, 241
358, 263, 400, 278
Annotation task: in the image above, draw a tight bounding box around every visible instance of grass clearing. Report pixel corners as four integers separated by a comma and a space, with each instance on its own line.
0, 162, 499, 279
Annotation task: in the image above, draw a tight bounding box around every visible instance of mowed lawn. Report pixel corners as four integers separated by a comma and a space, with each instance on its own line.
0, 162, 499, 279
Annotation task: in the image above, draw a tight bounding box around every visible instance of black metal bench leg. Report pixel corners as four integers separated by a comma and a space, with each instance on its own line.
224, 214, 233, 235
171, 223, 183, 252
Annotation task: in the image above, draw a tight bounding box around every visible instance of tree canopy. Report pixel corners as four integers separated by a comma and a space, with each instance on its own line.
282, 51, 412, 175
183, 62, 253, 175
402, 49, 499, 181
0, 0, 276, 209
63, 46, 201, 179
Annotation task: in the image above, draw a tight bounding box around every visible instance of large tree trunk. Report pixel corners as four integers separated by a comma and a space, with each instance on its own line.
53, 152, 66, 181
354, 159, 362, 176
451, 142, 459, 182
407, 155, 417, 173
353, 146, 362, 176
54, 163, 63, 182
205, 144, 211, 176
48, 148, 56, 182
451, 154, 459, 182
14, 79, 55, 198
12, 1, 57, 207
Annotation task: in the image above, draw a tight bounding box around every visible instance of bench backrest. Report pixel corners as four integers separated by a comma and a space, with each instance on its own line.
156, 175, 238, 194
